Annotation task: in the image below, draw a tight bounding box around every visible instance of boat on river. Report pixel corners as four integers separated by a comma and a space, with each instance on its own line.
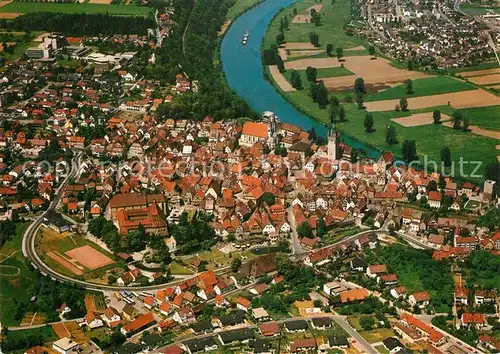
242, 31, 249, 45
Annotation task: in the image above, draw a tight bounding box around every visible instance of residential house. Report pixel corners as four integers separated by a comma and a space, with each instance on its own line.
409, 291, 430, 308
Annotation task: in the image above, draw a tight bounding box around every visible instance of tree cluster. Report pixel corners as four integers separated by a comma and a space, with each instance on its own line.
2, 13, 154, 35
158, 0, 257, 121
0, 220, 16, 248
168, 211, 220, 254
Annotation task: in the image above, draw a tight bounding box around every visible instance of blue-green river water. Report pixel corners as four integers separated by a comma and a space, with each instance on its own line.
221, 0, 382, 159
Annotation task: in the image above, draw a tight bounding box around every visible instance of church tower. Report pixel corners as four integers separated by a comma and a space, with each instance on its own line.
327, 124, 337, 161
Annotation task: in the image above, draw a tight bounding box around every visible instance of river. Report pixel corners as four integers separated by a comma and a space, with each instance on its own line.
221, 0, 382, 159
221, 0, 327, 136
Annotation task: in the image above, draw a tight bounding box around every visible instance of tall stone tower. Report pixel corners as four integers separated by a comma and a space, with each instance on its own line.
327, 124, 337, 161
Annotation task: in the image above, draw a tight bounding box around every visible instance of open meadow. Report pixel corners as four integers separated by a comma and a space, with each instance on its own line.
0, 222, 35, 327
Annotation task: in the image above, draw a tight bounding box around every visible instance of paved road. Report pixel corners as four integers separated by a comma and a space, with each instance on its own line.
286, 206, 304, 255
182, 0, 196, 55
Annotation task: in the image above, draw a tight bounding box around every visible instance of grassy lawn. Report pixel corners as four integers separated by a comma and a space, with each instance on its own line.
365, 76, 476, 102
0, 252, 35, 327
169, 261, 194, 275
57, 59, 83, 68
5, 325, 57, 345
453, 105, 500, 131
348, 315, 363, 331
0, 2, 151, 16
0, 221, 34, 327
360, 328, 395, 343
375, 344, 390, 354
323, 226, 361, 245
460, 3, 500, 15
226, 0, 263, 20
453, 61, 500, 73
263, 0, 365, 49
0, 222, 31, 259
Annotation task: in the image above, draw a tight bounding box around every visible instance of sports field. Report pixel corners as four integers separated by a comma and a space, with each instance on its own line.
263, 0, 500, 179
0, 2, 151, 16
36, 227, 118, 281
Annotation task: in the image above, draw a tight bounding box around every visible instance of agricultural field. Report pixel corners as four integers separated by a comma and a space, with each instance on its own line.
263, 0, 364, 49
264, 0, 500, 180
364, 77, 476, 102
283, 66, 354, 88
453, 105, 500, 131
0, 2, 151, 16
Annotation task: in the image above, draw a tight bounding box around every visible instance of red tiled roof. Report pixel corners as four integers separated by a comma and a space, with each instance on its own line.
462, 312, 485, 324
109, 193, 147, 208
411, 291, 430, 302
123, 313, 155, 333
368, 264, 387, 274
242, 122, 268, 138
236, 296, 251, 308
259, 321, 281, 336
401, 313, 444, 343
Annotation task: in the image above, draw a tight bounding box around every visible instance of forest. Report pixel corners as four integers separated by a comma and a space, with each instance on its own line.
1, 13, 154, 35
156, 0, 257, 121
464, 251, 500, 290
9, 270, 87, 328
366, 244, 454, 312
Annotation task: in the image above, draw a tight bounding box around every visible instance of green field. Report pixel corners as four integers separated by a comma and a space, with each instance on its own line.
0, 222, 34, 327
454, 105, 500, 131
263, 0, 364, 49
169, 261, 194, 275
365, 76, 476, 102
0, 2, 152, 16
460, 3, 500, 15
4, 325, 57, 351
283, 66, 354, 86
226, 0, 263, 20
361, 328, 395, 343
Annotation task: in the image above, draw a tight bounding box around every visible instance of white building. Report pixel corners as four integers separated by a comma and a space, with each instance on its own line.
52, 337, 79, 354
